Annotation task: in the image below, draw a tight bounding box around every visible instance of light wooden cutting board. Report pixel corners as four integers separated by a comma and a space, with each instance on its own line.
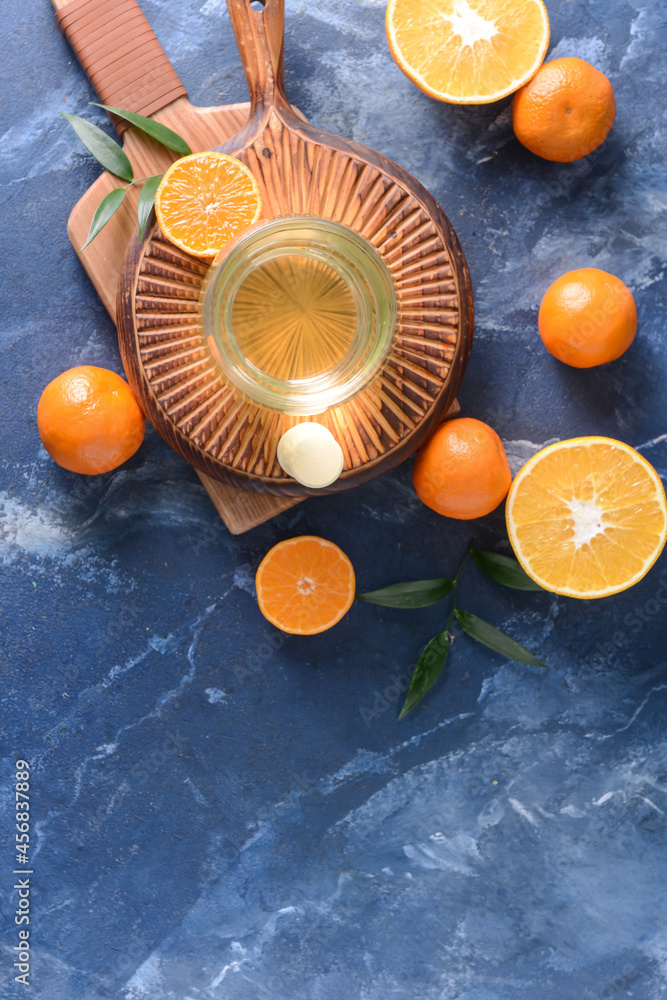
52, 0, 300, 532
54, 0, 459, 530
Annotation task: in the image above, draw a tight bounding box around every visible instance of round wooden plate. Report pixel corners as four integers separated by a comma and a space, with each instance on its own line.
117, 0, 473, 498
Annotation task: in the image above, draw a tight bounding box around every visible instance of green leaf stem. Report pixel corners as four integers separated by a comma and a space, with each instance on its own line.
80, 187, 126, 250
91, 104, 192, 156
454, 610, 548, 668
398, 632, 451, 719
357, 578, 453, 609
472, 549, 544, 591
137, 174, 163, 241
61, 113, 133, 182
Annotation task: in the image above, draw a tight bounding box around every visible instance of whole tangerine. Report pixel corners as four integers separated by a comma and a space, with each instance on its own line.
538, 268, 637, 368
512, 56, 615, 162
37, 366, 145, 475
413, 418, 512, 520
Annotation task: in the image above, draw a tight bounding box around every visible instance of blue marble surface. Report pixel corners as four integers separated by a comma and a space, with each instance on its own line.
2, 0, 667, 997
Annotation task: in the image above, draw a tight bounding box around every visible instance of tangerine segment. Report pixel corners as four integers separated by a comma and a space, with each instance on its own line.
506, 438, 667, 599
154, 152, 262, 258
256, 536, 356, 635
386, 0, 550, 104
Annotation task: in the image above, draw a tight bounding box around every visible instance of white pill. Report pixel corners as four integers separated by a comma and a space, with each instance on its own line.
277, 423, 344, 489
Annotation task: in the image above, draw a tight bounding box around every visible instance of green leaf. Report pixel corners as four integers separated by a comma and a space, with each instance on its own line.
455, 610, 548, 668
91, 104, 192, 156
80, 187, 126, 250
356, 578, 453, 609
472, 550, 544, 591
137, 174, 163, 241
61, 112, 133, 182
399, 632, 451, 719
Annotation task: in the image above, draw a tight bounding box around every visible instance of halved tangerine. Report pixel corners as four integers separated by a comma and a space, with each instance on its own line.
154, 151, 262, 258
506, 437, 667, 599
386, 0, 550, 104
256, 536, 356, 635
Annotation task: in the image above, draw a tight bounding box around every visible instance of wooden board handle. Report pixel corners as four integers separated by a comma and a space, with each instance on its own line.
51, 0, 187, 132
226, 0, 288, 114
